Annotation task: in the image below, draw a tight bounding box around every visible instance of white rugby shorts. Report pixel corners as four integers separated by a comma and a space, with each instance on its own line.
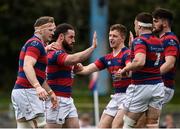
11, 88, 45, 120
123, 83, 165, 113
103, 93, 126, 117
45, 96, 78, 124
163, 86, 174, 104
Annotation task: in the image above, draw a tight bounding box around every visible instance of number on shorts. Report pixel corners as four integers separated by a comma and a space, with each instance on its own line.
154, 53, 160, 66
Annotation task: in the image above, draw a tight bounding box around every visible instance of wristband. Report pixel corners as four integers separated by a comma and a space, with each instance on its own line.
48, 89, 53, 95
33, 83, 40, 87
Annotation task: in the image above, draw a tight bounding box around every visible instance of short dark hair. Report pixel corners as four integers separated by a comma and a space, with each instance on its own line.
52, 23, 74, 42
136, 12, 153, 24
34, 16, 54, 27
110, 24, 127, 39
152, 8, 173, 26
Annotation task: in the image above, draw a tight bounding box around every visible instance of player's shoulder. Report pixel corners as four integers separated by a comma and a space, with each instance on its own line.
30, 40, 42, 46
133, 37, 146, 45
26, 37, 43, 48
163, 34, 179, 46
54, 49, 66, 56
163, 32, 179, 41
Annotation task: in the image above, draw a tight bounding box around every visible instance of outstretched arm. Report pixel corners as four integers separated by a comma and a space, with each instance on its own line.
64, 31, 97, 65
76, 63, 99, 75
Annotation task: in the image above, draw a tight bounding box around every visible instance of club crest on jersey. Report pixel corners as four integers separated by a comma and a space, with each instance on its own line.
108, 61, 111, 65
55, 50, 64, 56
30, 41, 39, 46
134, 38, 143, 45
168, 39, 176, 46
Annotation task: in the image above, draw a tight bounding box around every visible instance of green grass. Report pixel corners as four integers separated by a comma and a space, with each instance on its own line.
0, 92, 11, 111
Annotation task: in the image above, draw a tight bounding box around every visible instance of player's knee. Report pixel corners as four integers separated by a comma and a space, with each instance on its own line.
28, 116, 46, 128
112, 119, 123, 128
98, 121, 111, 128
17, 121, 31, 128
112, 122, 123, 128
146, 117, 159, 128
122, 115, 136, 129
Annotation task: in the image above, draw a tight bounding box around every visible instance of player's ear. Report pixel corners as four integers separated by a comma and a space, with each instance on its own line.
58, 33, 64, 41
162, 19, 168, 27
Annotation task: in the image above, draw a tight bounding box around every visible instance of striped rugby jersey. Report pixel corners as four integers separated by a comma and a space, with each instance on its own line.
47, 49, 74, 97
14, 35, 47, 89
94, 47, 131, 93
161, 32, 180, 89
131, 33, 164, 85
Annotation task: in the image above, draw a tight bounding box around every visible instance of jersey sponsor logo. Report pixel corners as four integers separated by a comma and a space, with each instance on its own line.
150, 46, 164, 52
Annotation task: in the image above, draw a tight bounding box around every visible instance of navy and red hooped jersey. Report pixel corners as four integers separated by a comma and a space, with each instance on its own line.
161, 32, 180, 89
94, 47, 131, 93
131, 33, 164, 85
47, 49, 74, 97
14, 35, 47, 89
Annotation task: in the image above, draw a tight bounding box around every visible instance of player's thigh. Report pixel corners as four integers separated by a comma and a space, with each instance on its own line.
12, 89, 44, 120
146, 106, 160, 120
112, 109, 124, 128
134, 112, 147, 128
98, 113, 114, 128
126, 111, 143, 122
45, 123, 62, 128
146, 106, 161, 127
65, 117, 80, 128
124, 84, 151, 113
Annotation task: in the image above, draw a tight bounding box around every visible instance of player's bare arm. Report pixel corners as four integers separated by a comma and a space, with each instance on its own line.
121, 53, 146, 75
160, 56, 176, 75
23, 55, 48, 100
42, 81, 58, 109
76, 63, 99, 75
64, 31, 97, 65
115, 62, 132, 79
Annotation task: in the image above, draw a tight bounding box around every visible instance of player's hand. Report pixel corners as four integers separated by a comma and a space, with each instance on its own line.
35, 86, 48, 101
49, 91, 58, 109
114, 68, 129, 80
114, 69, 123, 80
73, 63, 84, 73
92, 31, 97, 49
128, 31, 134, 48
120, 68, 128, 77
45, 42, 59, 52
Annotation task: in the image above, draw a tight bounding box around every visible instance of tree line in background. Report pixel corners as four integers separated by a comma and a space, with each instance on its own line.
0, 0, 179, 92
